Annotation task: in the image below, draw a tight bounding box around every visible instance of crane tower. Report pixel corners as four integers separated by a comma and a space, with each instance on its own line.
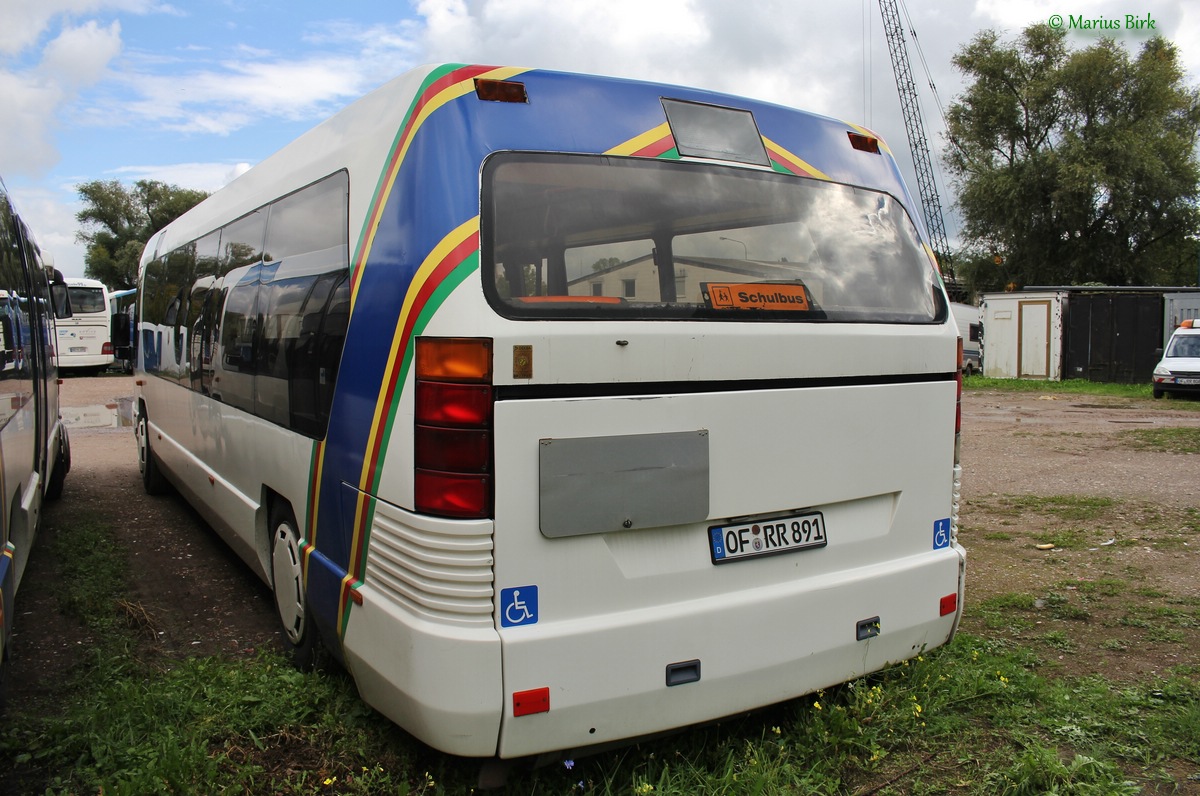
877, 0, 956, 283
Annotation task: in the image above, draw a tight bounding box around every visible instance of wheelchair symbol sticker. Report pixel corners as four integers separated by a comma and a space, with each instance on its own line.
500, 585, 539, 628
933, 518, 951, 550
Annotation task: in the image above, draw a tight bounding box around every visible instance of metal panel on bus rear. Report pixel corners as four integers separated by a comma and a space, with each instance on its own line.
489, 371, 960, 757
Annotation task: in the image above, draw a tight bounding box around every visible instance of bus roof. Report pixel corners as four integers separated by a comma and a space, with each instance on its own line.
146, 64, 928, 264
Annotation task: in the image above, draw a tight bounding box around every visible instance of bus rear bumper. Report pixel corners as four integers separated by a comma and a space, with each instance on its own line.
495, 544, 965, 759
339, 542, 965, 760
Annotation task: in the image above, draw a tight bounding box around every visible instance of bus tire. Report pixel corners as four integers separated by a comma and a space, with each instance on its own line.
44, 429, 70, 501
270, 505, 318, 671
136, 411, 168, 495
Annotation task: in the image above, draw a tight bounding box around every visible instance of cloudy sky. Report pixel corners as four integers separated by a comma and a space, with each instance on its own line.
1, 0, 1196, 278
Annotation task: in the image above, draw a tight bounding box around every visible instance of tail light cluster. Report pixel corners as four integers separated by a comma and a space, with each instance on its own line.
102, 342, 114, 356
414, 337, 494, 518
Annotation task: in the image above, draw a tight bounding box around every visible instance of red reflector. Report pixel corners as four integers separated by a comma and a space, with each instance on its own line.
940, 593, 958, 617
415, 426, 491, 472
848, 132, 881, 153
513, 687, 549, 717
416, 381, 491, 426
415, 470, 491, 518
476, 78, 528, 104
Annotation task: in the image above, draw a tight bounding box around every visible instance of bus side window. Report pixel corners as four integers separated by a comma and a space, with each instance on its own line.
217, 266, 261, 413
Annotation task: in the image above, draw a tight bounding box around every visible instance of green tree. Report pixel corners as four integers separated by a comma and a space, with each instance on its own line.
946, 26, 1200, 290
75, 180, 208, 289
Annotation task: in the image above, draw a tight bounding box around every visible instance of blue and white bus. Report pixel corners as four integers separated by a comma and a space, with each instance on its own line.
0, 177, 72, 704
135, 64, 965, 762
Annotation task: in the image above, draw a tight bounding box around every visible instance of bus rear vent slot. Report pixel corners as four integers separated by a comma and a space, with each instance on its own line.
856, 617, 881, 641
666, 659, 701, 687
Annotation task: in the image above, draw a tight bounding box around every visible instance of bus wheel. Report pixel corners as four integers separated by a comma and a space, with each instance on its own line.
136, 411, 167, 495
270, 506, 318, 671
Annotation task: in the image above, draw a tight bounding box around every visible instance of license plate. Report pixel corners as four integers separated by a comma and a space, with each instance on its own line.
70, 346, 87, 353
710, 511, 827, 564
1178, 378, 1200, 385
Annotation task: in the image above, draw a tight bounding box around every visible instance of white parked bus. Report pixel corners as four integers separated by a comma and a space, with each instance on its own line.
58, 277, 113, 375
134, 64, 965, 763
0, 177, 72, 705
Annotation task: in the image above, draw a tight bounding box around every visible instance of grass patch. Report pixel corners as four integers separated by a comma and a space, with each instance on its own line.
971, 495, 1115, 528
964, 376, 1155, 400
1070, 578, 1127, 597
5, 516, 1200, 793
1118, 426, 1200, 454
1039, 630, 1077, 652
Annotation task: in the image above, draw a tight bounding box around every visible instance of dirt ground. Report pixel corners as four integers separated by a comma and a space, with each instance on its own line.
6, 375, 1200, 747
7, 374, 280, 713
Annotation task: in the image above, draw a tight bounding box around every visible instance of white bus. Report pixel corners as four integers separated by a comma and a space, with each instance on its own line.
0, 177, 72, 705
134, 64, 965, 763
951, 302, 982, 374
58, 277, 114, 375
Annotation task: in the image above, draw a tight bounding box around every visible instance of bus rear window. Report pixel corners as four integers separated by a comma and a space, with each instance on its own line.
68, 286, 106, 314
482, 153, 943, 323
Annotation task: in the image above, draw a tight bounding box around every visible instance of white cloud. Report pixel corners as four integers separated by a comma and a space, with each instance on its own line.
40, 20, 122, 88
0, 0, 150, 56
0, 72, 66, 174
0, 14, 125, 177
108, 160, 251, 192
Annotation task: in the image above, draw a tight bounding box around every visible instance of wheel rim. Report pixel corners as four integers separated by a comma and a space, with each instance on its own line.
271, 521, 306, 644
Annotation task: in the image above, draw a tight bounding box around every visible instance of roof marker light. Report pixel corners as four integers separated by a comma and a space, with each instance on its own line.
848, 132, 881, 154
475, 79, 528, 104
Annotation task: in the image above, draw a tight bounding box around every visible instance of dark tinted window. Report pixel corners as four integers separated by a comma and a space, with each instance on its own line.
67, 286, 106, 313
221, 210, 266, 271
0, 192, 33, 422
145, 171, 349, 438
264, 176, 347, 262
483, 153, 943, 323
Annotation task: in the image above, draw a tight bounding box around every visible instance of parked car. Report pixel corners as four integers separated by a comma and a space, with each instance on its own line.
1151, 319, 1200, 399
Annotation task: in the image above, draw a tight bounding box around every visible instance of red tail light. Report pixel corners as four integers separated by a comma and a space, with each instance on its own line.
415, 337, 493, 518
102, 342, 114, 355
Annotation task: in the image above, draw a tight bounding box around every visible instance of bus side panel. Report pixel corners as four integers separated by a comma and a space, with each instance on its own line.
143, 376, 318, 582
489, 379, 962, 757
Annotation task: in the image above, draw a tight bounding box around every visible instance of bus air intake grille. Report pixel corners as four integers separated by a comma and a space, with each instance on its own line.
366, 502, 494, 627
